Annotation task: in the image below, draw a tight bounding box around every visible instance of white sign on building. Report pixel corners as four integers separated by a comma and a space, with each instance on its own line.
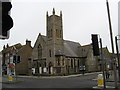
43, 67, 47, 73
32, 68, 35, 74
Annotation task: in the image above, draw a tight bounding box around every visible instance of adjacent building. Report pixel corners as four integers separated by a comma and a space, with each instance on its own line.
2, 40, 32, 75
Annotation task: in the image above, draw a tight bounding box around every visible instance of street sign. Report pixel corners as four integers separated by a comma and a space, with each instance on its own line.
32, 68, 35, 74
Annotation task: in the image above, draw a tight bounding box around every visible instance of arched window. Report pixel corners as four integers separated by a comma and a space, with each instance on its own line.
49, 49, 52, 57
58, 57, 60, 66
56, 57, 60, 66
51, 29, 52, 37
38, 44, 42, 59
71, 59, 73, 68
56, 29, 58, 38
47, 30, 50, 38
60, 30, 62, 38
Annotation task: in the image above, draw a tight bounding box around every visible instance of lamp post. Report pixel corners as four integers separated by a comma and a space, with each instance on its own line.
100, 38, 106, 89
115, 35, 120, 82
106, 0, 117, 88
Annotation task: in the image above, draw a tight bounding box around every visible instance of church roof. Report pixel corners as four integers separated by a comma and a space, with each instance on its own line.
64, 40, 80, 57
37, 34, 81, 57
78, 44, 92, 57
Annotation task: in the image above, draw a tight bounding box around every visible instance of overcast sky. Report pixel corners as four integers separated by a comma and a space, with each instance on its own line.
0, 0, 119, 52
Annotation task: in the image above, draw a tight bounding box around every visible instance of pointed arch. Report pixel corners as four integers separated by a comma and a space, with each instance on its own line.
38, 44, 42, 59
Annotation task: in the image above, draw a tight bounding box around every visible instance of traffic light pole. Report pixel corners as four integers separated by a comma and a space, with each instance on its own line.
106, 0, 117, 88
115, 36, 120, 82
100, 38, 106, 89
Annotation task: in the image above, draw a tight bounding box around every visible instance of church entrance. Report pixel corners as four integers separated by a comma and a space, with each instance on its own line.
48, 62, 53, 74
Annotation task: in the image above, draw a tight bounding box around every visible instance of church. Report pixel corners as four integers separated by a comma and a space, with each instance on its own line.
31, 8, 82, 75
31, 8, 105, 75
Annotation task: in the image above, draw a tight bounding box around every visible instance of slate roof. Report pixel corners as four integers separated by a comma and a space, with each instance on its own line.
78, 44, 92, 57
2, 43, 23, 52
39, 35, 81, 57
64, 40, 80, 57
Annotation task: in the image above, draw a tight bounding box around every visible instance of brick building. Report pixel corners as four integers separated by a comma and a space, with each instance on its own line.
2, 40, 32, 75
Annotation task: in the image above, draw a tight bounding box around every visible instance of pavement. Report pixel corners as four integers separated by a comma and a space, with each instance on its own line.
92, 70, 120, 89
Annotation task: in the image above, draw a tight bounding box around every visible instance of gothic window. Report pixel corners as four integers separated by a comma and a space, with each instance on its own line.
78, 59, 80, 68
38, 44, 42, 59
56, 57, 60, 66
58, 57, 60, 66
49, 49, 51, 57
51, 29, 52, 37
44, 62, 46, 67
60, 30, 62, 38
62, 58, 64, 65
58, 30, 60, 38
74, 59, 75, 67
68, 59, 70, 66
56, 29, 58, 38
48, 30, 50, 38
56, 29, 61, 38
71, 59, 73, 68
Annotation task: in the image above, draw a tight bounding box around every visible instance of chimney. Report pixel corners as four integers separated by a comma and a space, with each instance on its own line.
3, 45, 5, 49
26, 39, 31, 46
6, 44, 9, 48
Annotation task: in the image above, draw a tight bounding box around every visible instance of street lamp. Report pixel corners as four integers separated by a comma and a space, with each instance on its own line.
115, 35, 120, 82
106, 0, 117, 88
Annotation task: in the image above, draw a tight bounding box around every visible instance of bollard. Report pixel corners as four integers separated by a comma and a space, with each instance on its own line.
97, 74, 104, 87
8, 73, 13, 81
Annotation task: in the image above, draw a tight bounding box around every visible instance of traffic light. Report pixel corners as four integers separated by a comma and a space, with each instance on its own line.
0, 1, 13, 39
91, 34, 100, 56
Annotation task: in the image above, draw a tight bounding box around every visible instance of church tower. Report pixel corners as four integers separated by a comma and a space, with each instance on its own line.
46, 8, 64, 74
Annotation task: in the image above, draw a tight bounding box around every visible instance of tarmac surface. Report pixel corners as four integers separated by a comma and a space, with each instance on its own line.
1, 71, 120, 89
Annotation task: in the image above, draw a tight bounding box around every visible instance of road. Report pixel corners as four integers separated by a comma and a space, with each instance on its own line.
2, 72, 117, 88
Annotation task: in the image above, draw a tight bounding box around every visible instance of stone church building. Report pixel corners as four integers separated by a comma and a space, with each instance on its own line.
31, 9, 82, 75
31, 9, 111, 75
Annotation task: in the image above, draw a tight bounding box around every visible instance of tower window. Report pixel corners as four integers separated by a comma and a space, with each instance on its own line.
56, 29, 58, 38
78, 59, 80, 68
48, 30, 50, 38
44, 62, 46, 67
60, 30, 62, 38
49, 49, 52, 57
71, 59, 73, 68
62, 58, 64, 65
51, 29, 52, 37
